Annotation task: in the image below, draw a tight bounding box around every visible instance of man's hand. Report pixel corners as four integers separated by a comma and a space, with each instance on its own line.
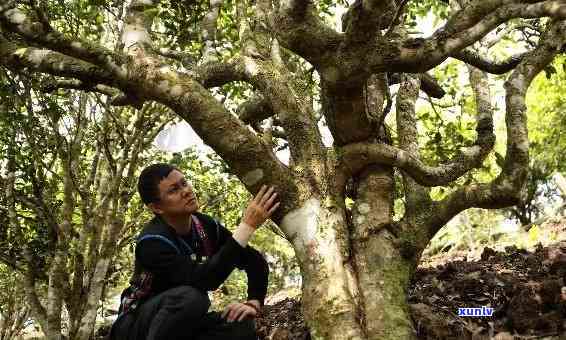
233, 185, 279, 247
242, 185, 279, 229
221, 300, 261, 322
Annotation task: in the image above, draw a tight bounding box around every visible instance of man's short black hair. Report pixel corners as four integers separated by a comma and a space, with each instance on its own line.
137, 163, 179, 204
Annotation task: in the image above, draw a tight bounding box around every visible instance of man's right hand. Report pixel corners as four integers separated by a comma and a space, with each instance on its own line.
241, 185, 279, 229
232, 185, 279, 247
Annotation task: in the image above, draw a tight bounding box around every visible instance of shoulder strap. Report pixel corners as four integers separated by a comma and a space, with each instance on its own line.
196, 212, 222, 241
137, 234, 181, 254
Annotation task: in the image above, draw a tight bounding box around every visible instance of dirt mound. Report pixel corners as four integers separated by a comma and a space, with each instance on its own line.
255, 242, 566, 339
410, 242, 566, 339
256, 298, 309, 340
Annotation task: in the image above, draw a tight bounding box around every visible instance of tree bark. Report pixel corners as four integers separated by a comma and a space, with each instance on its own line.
281, 198, 365, 339
351, 167, 417, 340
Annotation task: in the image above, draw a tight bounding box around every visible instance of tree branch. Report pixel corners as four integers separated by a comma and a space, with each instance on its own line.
338, 57, 496, 189
484, 22, 530, 48
389, 73, 446, 98
392, 0, 566, 72
262, 0, 342, 69
153, 47, 197, 68
240, 57, 325, 168
23, 256, 49, 336
337, 135, 492, 188
426, 19, 566, 237
452, 49, 526, 74
193, 58, 248, 88
123, 56, 296, 216
41, 78, 121, 97
196, 52, 322, 169
121, 0, 155, 54
385, 0, 411, 35
0, 7, 127, 74
200, 0, 222, 63
236, 94, 275, 124
342, 0, 399, 43
0, 36, 118, 88
395, 74, 432, 212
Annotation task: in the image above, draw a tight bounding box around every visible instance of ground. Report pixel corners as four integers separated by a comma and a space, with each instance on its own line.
255, 219, 566, 340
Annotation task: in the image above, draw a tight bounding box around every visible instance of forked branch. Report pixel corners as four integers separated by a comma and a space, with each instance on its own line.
262, 0, 342, 68
425, 19, 566, 237
386, 0, 566, 72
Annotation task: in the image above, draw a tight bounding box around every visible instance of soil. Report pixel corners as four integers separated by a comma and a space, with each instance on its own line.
255, 242, 566, 340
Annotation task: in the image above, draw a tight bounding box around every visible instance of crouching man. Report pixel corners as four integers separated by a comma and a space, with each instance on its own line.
111, 163, 279, 339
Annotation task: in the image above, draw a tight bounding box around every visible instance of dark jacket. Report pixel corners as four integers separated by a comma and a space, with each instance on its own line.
127, 212, 269, 305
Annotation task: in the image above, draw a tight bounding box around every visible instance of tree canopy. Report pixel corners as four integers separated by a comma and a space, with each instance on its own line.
1, 0, 566, 339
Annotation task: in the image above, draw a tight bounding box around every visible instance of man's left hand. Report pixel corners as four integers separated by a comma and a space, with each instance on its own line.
221, 300, 261, 322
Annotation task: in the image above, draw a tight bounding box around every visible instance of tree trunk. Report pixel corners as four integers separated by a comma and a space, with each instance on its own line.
282, 198, 365, 339
554, 172, 566, 199
0, 294, 29, 340
74, 257, 111, 340
350, 166, 416, 339
281, 191, 417, 339
44, 248, 66, 340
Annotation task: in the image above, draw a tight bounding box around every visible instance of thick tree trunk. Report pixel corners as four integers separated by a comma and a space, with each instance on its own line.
282, 192, 416, 340
352, 232, 415, 340
351, 166, 416, 340
282, 198, 365, 339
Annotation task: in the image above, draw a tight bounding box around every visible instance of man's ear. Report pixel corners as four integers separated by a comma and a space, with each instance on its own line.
148, 202, 163, 215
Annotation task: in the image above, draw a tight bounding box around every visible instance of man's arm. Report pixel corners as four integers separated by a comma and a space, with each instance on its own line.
218, 186, 276, 321
136, 235, 246, 292
216, 223, 269, 304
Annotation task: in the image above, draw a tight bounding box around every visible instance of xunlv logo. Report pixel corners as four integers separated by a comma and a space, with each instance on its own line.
457, 306, 494, 317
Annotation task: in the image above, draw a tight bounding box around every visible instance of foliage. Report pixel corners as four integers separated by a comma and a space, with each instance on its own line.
406, 0, 449, 29
425, 54, 566, 249
527, 56, 566, 175
425, 209, 505, 257
0, 66, 172, 338
505, 56, 566, 225
0, 264, 30, 340
0, 70, 57, 274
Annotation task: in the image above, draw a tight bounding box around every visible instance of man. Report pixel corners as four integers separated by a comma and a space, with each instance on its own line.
111, 163, 279, 339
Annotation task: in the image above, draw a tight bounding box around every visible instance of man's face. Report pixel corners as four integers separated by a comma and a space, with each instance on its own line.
149, 169, 199, 217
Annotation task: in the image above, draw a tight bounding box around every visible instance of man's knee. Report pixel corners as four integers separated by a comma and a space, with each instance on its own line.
167, 285, 210, 313
231, 318, 257, 340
